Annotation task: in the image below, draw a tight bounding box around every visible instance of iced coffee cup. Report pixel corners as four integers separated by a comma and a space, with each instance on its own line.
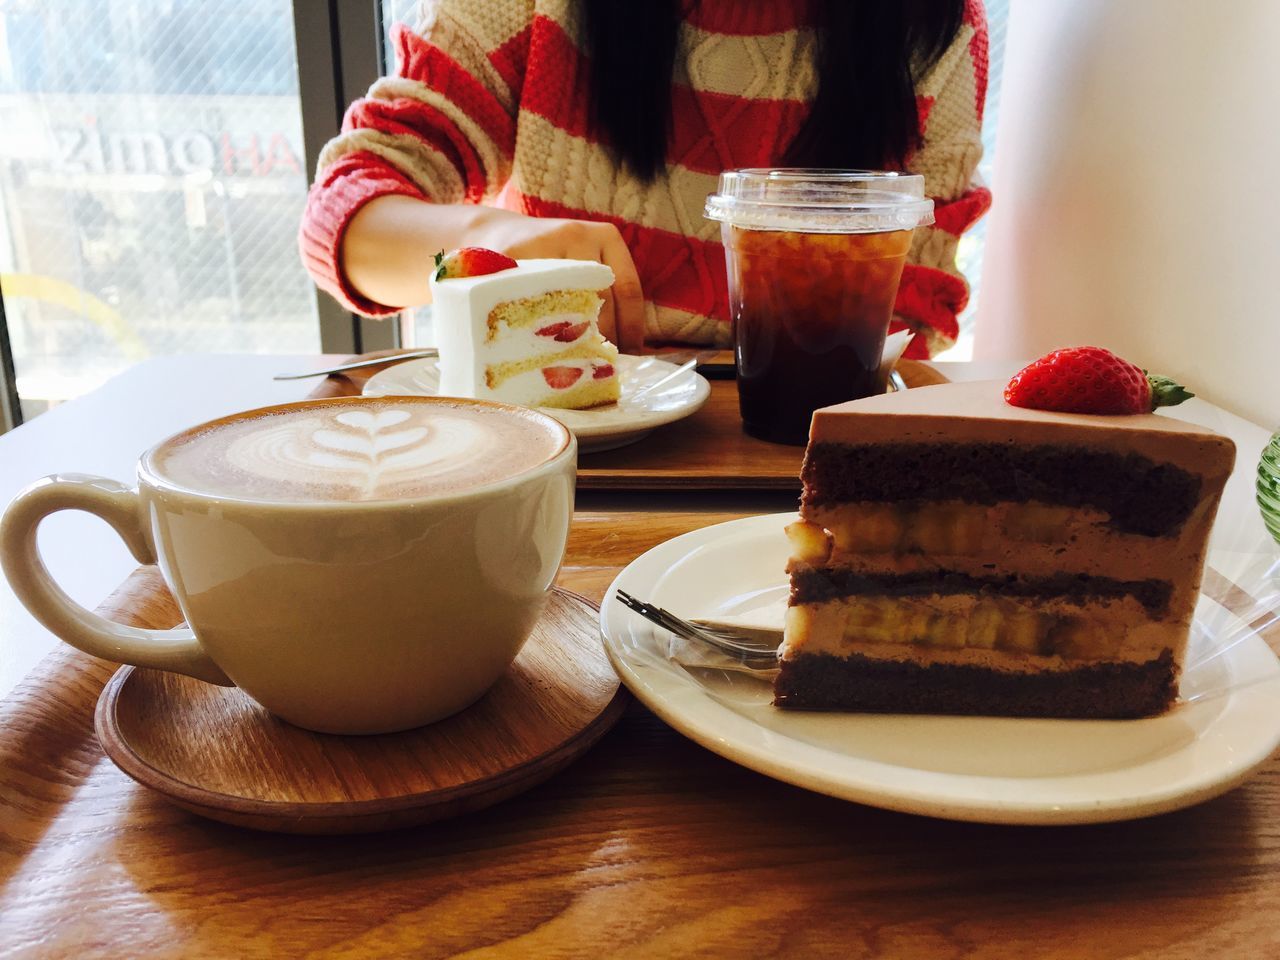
705, 169, 934, 445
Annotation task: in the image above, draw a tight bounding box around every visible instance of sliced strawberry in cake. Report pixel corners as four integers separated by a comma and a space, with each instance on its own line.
542, 365, 585, 389
531, 357, 619, 409
535, 320, 590, 343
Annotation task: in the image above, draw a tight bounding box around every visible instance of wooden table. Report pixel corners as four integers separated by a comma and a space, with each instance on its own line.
2, 355, 1278, 958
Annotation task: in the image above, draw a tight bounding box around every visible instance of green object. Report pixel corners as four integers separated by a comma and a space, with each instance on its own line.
1145, 373, 1194, 410
1259, 432, 1280, 545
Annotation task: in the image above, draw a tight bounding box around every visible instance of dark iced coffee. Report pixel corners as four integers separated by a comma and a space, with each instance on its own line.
706, 170, 933, 444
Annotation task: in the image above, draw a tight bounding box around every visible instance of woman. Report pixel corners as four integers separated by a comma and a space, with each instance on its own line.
299, 0, 990, 356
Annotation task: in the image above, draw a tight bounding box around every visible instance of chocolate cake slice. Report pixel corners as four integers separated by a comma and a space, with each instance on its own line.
777, 380, 1236, 719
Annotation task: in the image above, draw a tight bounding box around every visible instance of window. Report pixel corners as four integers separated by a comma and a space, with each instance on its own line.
0, 0, 319, 421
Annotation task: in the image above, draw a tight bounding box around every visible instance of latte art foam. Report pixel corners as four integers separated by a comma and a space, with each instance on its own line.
153, 399, 566, 502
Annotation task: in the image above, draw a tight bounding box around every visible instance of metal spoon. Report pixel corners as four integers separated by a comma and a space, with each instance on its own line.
272, 349, 439, 381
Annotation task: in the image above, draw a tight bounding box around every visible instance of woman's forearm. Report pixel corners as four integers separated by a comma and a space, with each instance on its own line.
338, 194, 647, 348
341, 195, 499, 308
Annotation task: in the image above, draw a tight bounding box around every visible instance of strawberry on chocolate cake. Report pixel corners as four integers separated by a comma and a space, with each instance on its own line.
778, 347, 1236, 719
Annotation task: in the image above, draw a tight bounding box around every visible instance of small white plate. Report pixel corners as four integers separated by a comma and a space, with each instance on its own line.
601, 513, 1280, 825
363, 355, 711, 453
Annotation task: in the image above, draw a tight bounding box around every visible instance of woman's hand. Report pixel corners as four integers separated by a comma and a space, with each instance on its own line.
342, 196, 647, 352
471, 209, 646, 352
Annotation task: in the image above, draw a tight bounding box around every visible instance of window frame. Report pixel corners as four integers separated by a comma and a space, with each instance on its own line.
0, 292, 19, 433
293, 0, 403, 356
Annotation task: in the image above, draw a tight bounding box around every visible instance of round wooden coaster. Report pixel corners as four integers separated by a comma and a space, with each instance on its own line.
94, 589, 626, 834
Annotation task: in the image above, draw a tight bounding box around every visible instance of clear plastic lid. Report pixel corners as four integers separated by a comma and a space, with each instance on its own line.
704, 168, 935, 234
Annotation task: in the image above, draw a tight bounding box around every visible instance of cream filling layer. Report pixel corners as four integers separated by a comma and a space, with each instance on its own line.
535, 374, 621, 410
486, 338, 616, 388
477, 362, 618, 407
479, 313, 595, 359
803, 501, 1110, 556
791, 503, 1206, 616
781, 596, 1186, 669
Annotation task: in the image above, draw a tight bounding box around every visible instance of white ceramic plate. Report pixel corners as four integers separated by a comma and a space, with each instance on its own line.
600, 512, 1280, 825
363, 355, 711, 453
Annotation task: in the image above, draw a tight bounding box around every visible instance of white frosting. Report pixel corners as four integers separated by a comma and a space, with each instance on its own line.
430, 258, 615, 402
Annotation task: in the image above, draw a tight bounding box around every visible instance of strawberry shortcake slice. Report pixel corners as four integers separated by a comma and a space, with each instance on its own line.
431, 249, 621, 410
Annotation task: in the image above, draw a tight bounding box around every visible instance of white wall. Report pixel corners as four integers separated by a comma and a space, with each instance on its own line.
976, 0, 1280, 428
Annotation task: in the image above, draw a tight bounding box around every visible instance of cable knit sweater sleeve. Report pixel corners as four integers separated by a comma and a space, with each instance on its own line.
298, 0, 533, 316
895, 0, 992, 358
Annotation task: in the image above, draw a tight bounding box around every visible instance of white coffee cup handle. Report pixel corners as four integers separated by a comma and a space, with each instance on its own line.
0, 474, 232, 685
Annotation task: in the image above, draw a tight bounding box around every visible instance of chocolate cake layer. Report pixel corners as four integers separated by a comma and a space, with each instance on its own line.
789, 567, 1174, 616
774, 650, 1177, 719
801, 442, 1201, 537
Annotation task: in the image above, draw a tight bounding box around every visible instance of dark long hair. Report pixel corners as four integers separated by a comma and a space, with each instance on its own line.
581, 0, 966, 181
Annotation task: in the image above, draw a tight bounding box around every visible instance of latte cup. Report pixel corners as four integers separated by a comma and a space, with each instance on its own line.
0, 396, 576, 734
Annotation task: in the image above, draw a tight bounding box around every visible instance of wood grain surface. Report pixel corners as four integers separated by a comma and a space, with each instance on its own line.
4, 509, 1280, 957
93, 590, 624, 835
312, 351, 949, 491
5, 355, 1280, 958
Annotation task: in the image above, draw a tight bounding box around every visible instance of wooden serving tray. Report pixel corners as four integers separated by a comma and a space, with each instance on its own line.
93, 589, 622, 835
314, 351, 949, 491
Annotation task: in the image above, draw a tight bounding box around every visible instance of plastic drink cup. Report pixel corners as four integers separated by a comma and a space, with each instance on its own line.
705, 169, 934, 445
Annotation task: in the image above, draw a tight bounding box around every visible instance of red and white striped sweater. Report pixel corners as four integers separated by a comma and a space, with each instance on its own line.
300, 0, 991, 356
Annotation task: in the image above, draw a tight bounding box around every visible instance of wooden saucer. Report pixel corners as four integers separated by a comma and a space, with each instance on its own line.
94, 589, 626, 834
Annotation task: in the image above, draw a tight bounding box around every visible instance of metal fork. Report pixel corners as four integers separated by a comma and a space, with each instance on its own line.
614, 589, 780, 667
